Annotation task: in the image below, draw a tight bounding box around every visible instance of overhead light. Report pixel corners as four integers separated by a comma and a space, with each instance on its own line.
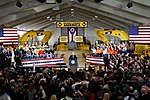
50, 18, 53, 21
36, 0, 46, 3
127, 1, 133, 8
95, 15, 98, 18
53, 6, 60, 10
78, 0, 84, 3
56, 0, 62, 3
71, 8, 74, 11
94, 0, 103, 3
46, 0, 56, 4
47, 16, 50, 19
16, 1, 23, 8
71, 12, 74, 14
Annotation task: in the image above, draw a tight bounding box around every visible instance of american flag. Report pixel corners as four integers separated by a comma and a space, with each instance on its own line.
129, 26, 150, 44
86, 57, 115, 68
67, 27, 78, 42
0, 27, 18, 45
21, 58, 66, 67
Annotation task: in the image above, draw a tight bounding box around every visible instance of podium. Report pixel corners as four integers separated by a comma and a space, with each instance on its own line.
69, 55, 78, 73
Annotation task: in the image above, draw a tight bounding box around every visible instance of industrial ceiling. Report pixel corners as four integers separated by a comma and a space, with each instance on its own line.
0, 0, 150, 31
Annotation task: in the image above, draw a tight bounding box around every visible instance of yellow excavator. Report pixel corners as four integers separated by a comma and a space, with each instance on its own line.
94, 29, 150, 56
19, 30, 54, 45
94, 29, 128, 42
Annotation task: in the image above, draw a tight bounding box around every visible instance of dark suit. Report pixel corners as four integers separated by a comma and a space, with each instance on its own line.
68, 54, 78, 74
6, 51, 12, 67
103, 54, 110, 71
69, 55, 78, 66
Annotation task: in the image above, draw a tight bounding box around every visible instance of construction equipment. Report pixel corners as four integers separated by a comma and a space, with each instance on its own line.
19, 30, 54, 45
94, 29, 128, 42
94, 29, 150, 56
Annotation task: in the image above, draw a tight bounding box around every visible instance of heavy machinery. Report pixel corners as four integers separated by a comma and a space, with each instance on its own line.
19, 30, 54, 45
94, 29, 128, 42
94, 29, 150, 56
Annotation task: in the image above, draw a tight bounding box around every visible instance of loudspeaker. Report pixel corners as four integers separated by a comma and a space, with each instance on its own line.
46, 0, 56, 4
56, 0, 62, 3
78, 0, 84, 3
16, 1, 22, 8
126, 1, 133, 8
94, 0, 103, 3
37, 0, 46, 3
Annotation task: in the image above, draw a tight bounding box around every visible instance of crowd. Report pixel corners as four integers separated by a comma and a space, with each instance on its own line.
0, 45, 55, 68
0, 44, 150, 100
92, 42, 133, 57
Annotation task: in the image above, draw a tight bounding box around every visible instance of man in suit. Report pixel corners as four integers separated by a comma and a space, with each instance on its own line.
68, 52, 78, 73
103, 48, 110, 71
6, 48, 12, 67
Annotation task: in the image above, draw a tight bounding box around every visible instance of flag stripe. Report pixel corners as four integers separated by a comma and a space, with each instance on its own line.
129, 38, 150, 40
0, 40, 18, 42
139, 26, 150, 28
138, 32, 150, 34
3, 35, 18, 37
3, 31, 18, 33
129, 35, 150, 37
86, 57, 115, 68
3, 42, 18, 45
21, 58, 66, 67
0, 37, 18, 39
129, 41, 150, 43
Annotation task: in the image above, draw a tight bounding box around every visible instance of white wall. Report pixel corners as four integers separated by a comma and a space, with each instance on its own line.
85, 25, 100, 45
44, 25, 61, 45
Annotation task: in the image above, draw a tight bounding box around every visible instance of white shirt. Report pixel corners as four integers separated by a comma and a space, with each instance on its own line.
124, 96, 135, 100
0, 93, 11, 100
92, 48, 96, 53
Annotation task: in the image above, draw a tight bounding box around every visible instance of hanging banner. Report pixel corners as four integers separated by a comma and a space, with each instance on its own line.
59, 36, 68, 42
56, 22, 88, 28
75, 36, 83, 42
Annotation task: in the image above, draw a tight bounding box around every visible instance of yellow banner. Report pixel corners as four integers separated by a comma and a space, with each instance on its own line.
59, 36, 68, 42
56, 22, 88, 28
75, 36, 83, 42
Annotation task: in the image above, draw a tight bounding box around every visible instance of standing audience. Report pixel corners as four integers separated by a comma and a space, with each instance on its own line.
0, 45, 150, 100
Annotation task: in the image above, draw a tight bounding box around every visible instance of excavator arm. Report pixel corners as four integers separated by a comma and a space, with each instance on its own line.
94, 30, 108, 43
94, 29, 129, 42
41, 31, 54, 43
19, 31, 54, 44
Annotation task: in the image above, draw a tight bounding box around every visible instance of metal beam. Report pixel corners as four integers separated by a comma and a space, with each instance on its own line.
74, 4, 140, 25
73, 0, 150, 24
74, 8, 129, 28
74, 12, 123, 29
0, 1, 70, 25
101, 0, 150, 18
4, 5, 71, 27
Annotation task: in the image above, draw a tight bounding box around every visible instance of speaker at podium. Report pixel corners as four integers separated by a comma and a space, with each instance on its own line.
68, 52, 78, 73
